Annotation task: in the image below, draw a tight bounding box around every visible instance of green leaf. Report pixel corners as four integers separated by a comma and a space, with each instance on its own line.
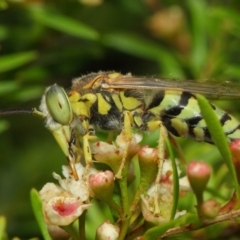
196, 94, 240, 198
165, 137, 179, 220
30, 188, 51, 240
31, 8, 99, 40
0, 51, 38, 73
102, 33, 185, 78
0, 216, 6, 240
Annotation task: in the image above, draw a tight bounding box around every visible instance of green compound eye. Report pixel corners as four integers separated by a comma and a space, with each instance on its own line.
45, 84, 73, 125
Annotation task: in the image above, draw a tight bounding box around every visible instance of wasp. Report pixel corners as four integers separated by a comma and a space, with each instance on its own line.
1, 71, 240, 180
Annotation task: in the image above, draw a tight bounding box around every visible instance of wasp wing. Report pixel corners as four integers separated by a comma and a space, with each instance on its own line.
105, 76, 240, 100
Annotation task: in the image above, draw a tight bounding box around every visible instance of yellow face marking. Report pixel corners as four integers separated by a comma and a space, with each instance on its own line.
120, 91, 142, 111
97, 93, 111, 115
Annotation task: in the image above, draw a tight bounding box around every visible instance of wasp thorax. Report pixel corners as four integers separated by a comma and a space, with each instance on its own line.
45, 84, 73, 125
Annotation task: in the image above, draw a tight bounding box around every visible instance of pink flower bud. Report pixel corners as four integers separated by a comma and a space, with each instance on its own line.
89, 171, 115, 202
187, 161, 211, 203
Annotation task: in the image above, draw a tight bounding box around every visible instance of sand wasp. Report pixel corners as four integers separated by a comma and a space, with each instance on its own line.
1, 71, 240, 180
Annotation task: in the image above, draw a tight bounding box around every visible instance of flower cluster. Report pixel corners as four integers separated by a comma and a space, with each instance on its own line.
38, 131, 193, 239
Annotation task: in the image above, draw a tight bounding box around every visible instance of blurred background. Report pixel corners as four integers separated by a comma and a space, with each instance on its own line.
1, 0, 240, 238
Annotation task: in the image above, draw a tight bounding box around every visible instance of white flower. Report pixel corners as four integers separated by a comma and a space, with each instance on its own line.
39, 163, 95, 226
53, 163, 97, 201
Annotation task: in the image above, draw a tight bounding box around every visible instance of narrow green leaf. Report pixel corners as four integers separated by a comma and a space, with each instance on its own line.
0, 81, 19, 96
31, 9, 99, 40
196, 94, 240, 198
165, 138, 179, 220
187, 0, 208, 76
30, 188, 51, 240
0, 51, 38, 73
0, 216, 6, 240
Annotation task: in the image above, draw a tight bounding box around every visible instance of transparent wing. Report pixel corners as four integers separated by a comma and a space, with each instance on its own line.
105, 76, 240, 100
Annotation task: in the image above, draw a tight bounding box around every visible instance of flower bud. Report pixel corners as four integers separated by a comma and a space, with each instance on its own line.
138, 146, 159, 186
91, 141, 124, 174
187, 161, 211, 207
91, 132, 141, 178
199, 199, 220, 219
96, 220, 119, 240
89, 171, 115, 202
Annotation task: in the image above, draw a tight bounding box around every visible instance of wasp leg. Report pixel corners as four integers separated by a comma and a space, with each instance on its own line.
147, 120, 168, 215
51, 125, 79, 180
115, 111, 133, 179
82, 132, 97, 178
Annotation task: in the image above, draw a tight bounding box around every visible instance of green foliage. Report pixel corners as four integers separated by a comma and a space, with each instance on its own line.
1, 0, 240, 239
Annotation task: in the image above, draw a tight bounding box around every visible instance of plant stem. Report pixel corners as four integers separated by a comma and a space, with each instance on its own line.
118, 161, 131, 240
78, 211, 86, 240
61, 224, 80, 240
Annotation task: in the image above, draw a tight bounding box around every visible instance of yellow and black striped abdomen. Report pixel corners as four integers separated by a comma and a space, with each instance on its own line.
143, 90, 240, 143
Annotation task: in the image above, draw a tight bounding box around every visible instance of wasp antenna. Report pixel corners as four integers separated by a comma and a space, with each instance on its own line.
0, 108, 35, 116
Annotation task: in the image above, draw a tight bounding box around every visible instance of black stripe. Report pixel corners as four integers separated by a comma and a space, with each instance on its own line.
147, 91, 165, 109
186, 115, 203, 126
165, 92, 193, 117
220, 113, 231, 125
162, 117, 180, 137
